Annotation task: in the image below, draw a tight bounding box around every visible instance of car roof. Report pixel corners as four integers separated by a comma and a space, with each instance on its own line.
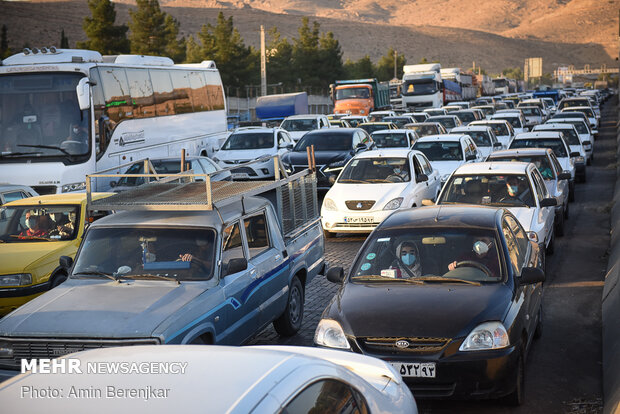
231, 127, 278, 134
283, 114, 325, 120
451, 125, 491, 132
453, 161, 531, 175
514, 131, 563, 139
489, 148, 551, 157
371, 129, 412, 134
533, 124, 576, 131
4, 192, 112, 206
305, 127, 359, 135
491, 112, 521, 118
471, 120, 509, 125
359, 122, 394, 125
356, 148, 416, 158
427, 115, 457, 120
416, 134, 467, 142
380, 204, 503, 231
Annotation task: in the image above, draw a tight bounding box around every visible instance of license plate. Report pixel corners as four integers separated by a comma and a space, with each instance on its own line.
343, 216, 374, 223
231, 173, 248, 179
390, 362, 436, 378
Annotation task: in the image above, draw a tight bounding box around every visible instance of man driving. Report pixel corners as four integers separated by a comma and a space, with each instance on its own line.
448, 236, 500, 277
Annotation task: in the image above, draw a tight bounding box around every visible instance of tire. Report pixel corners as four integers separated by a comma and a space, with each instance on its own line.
50, 272, 67, 288
555, 211, 564, 237
568, 182, 575, 202
273, 276, 304, 337
564, 201, 569, 219
546, 232, 555, 256
534, 305, 543, 340
539, 247, 546, 275
502, 349, 525, 406
323, 230, 335, 239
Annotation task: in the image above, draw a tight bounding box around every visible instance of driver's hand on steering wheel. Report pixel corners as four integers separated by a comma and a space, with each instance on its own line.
448, 260, 458, 271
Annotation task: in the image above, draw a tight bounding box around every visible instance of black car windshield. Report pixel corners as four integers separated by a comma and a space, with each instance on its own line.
510, 138, 567, 157
351, 227, 503, 282
440, 174, 535, 208
294, 133, 352, 151
428, 117, 456, 129
489, 155, 555, 180
0, 205, 80, 242
414, 141, 462, 161
464, 131, 491, 147
336, 87, 370, 100
339, 157, 410, 183
359, 124, 391, 134
371, 132, 409, 148
539, 128, 580, 145
72, 227, 217, 281
222, 132, 273, 150
281, 119, 318, 132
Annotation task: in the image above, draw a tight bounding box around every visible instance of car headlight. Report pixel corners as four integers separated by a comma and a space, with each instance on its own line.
323, 160, 347, 173
383, 197, 403, 210
527, 231, 539, 243
0, 273, 32, 286
0, 341, 14, 358
459, 321, 509, 351
323, 198, 337, 211
62, 182, 86, 193
314, 319, 350, 349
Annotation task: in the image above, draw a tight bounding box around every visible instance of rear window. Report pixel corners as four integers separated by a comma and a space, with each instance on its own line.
510, 138, 567, 157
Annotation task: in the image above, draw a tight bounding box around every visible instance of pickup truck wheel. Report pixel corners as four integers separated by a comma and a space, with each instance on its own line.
273, 276, 304, 337
50, 272, 67, 288
323, 230, 335, 239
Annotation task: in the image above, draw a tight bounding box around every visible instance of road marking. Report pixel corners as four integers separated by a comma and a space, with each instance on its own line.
548, 281, 605, 288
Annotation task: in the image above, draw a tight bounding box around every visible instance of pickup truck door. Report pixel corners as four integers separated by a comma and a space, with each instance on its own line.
219, 220, 260, 345
243, 210, 290, 327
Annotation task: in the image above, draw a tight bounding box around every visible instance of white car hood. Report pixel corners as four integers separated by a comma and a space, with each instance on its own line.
214, 148, 274, 163
288, 131, 310, 141
507, 207, 535, 232
326, 182, 409, 210
432, 160, 464, 179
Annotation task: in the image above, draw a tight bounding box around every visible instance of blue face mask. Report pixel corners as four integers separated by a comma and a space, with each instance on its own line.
401, 253, 416, 266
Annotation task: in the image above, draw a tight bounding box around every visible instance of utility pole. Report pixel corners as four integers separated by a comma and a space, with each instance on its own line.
394, 50, 398, 79
260, 25, 267, 97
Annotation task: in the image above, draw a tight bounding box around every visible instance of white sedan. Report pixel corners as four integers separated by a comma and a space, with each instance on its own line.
322, 149, 441, 237
0, 345, 418, 413
437, 161, 557, 258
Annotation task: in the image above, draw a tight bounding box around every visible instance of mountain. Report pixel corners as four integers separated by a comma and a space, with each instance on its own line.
2, 0, 616, 74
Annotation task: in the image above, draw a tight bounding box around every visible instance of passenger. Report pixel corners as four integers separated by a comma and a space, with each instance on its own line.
447, 236, 500, 277
18, 211, 48, 238
390, 241, 421, 278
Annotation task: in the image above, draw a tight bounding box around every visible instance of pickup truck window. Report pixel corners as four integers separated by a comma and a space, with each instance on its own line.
221, 222, 246, 276
244, 213, 271, 258
72, 227, 216, 281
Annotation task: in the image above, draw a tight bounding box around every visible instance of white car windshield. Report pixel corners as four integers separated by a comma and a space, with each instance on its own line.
223, 132, 273, 150
489, 155, 555, 180
281, 119, 318, 132
371, 133, 409, 148
414, 141, 462, 161
339, 157, 410, 183
440, 174, 535, 208
464, 131, 491, 147
510, 138, 567, 157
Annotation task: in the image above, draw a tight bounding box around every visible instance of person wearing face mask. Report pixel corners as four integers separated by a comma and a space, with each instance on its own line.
389, 241, 422, 278
60, 122, 89, 154
19, 211, 48, 238
448, 236, 500, 277
49, 212, 76, 239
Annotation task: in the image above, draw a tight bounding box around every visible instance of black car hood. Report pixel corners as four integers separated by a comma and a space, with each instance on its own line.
333, 282, 513, 339
283, 150, 350, 166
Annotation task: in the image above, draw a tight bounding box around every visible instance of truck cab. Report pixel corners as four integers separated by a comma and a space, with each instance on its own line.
401, 64, 443, 110
332, 79, 390, 116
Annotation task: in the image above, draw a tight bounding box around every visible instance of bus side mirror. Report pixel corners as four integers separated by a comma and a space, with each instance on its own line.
77, 77, 91, 110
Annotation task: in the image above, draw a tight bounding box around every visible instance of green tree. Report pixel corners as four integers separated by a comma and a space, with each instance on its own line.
502, 67, 523, 80
77, 0, 129, 54
194, 12, 258, 90
0, 25, 10, 59
292, 18, 322, 87
60, 29, 69, 49
265, 27, 295, 88
128, 0, 185, 62
376, 47, 406, 81
185, 35, 202, 63
317, 31, 344, 87
343, 56, 375, 79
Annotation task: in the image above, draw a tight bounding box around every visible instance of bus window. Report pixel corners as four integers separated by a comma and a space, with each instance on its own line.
189, 71, 210, 112
90, 69, 111, 159
99, 68, 131, 123
150, 69, 174, 117
126, 68, 155, 118
169, 70, 193, 114
205, 71, 225, 111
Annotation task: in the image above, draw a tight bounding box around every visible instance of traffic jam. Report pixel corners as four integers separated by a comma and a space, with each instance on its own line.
0, 47, 616, 412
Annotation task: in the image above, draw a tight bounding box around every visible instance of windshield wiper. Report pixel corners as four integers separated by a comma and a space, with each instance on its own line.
73, 271, 117, 281
351, 275, 423, 284
18, 144, 73, 157
415, 276, 481, 286
118, 273, 179, 284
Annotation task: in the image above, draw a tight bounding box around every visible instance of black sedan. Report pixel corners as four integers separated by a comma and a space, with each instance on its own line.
315, 205, 544, 405
280, 128, 374, 189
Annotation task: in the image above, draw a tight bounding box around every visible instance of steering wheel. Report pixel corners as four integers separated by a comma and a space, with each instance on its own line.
386, 174, 404, 183
454, 260, 492, 277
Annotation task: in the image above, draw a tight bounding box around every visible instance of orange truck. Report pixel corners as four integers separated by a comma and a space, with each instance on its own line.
330, 78, 391, 116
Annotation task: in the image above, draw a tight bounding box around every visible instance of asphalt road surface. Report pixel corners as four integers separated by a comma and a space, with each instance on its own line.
251, 98, 618, 413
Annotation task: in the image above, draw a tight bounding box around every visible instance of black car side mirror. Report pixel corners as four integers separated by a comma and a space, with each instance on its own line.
326, 267, 345, 284
225, 258, 247, 276
540, 197, 558, 207
570, 151, 580, 158
558, 172, 571, 180
417, 173, 428, 182
466, 154, 476, 161
519, 266, 545, 285
109, 181, 117, 188
328, 175, 337, 185
59, 255, 73, 270
493, 142, 502, 148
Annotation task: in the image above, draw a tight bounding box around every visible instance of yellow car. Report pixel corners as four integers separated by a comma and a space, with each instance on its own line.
0, 193, 112, 316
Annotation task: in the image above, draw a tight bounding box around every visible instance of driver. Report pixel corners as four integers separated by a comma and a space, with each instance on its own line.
448, 236, 500, 277
389, 241, 422, 278
178, 237, 213, 277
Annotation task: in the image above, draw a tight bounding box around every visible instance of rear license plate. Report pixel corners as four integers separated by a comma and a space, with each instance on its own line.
390, 362, 436, 378
343, 216, 374, 223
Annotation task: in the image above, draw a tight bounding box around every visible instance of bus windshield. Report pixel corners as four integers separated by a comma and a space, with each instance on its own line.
0, 73, 90, 163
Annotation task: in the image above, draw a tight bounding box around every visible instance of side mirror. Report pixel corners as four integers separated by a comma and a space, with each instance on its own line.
59, 255, 73, 270
326, 267, 345, 284
225, 258, 247, 276
417, 173, 428, 182
558, 172, 571, 180
570, 151, 580, 158
540, 197, 558, 207
421, 198, 435, 206
76, 77, 91, 110
109, 180, 117, 188
519, 266, 545, 285
466, 154, 476, 161
328, 175, 336, 185
493, 142, 502, 148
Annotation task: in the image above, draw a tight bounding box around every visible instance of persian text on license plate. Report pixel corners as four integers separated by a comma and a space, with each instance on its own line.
390, 362, 436, 378
344, 216, 374, 223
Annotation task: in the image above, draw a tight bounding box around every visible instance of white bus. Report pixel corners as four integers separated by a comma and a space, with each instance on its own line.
0, 48, 228, 194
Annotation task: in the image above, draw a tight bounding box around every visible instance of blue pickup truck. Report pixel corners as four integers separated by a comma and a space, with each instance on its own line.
0, 161, 324, 378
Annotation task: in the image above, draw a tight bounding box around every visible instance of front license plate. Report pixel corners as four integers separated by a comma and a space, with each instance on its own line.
231, 173, 248, 179
390, 362, 436, 378
343, 216, 374, 223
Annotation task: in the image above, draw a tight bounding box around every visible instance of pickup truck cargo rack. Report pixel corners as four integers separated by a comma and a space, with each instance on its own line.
86, 152, 319, 237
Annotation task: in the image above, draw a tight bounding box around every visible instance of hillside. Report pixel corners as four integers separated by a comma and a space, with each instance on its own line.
1, 0, 616, 74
